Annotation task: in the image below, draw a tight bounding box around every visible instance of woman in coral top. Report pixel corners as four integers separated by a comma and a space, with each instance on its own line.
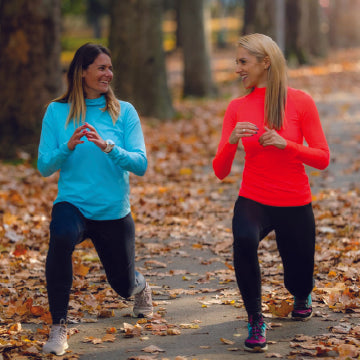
213, 34, 329, 353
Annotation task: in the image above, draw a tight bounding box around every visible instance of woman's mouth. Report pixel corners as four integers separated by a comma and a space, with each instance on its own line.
240, 75, 247, 82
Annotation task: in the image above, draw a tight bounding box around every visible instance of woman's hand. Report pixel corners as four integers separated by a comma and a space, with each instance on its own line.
259, 126, 287, 149
229, 122, 258, 144
67, 124, 88, 151
82, 122, 107, 151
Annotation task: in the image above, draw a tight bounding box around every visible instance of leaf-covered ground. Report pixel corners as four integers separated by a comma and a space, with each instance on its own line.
1, 48, 360, 359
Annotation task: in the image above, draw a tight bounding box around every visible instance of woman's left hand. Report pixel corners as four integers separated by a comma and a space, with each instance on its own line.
83, 122, 107, 151
259, 126, 287, 149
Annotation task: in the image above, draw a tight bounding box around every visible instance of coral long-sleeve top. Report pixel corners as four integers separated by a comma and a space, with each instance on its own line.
213, 87, 330, 206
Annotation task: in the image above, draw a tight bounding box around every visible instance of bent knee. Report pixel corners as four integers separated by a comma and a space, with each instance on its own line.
49, 224, 80, 252
233, 233, 259, 254
108, 276, 133, 298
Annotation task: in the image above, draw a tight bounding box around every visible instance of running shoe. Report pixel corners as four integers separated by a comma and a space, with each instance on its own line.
291, 294, 312, 321
244, 313, 268, 352
133, 282, 153, 318
43, 320, 68, 355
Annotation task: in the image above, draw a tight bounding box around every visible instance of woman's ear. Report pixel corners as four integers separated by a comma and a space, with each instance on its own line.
264, 56, 271, 70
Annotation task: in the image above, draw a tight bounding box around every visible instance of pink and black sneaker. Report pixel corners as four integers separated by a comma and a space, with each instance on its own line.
291, 294, 312, 321
244, 313, 268, 352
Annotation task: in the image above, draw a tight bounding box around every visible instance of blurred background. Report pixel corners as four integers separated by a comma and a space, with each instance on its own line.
1, 0, 359, 160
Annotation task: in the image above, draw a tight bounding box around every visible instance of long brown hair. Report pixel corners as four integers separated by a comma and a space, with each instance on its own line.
238, 34, 287, 130
54, 43, 120, 126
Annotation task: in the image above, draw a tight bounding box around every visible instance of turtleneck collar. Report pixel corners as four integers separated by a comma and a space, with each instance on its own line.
251, 87, 266, 96
85, 95, 106, 106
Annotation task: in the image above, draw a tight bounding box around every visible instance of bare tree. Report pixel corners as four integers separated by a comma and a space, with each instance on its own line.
0, 0, 62, 159
178, 0, 217, 97
109, 0, 174, 120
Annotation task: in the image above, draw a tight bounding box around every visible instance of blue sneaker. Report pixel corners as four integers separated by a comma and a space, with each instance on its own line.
244, 313, 268, 352
291, 294, 312, 321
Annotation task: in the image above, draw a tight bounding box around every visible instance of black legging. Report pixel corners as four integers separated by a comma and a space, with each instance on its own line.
232, 196, 315, 316
46, 201, 145, 324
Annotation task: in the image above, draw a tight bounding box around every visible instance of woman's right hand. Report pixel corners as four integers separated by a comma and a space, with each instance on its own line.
229, 122, 258, 144
67, 124, 88, 151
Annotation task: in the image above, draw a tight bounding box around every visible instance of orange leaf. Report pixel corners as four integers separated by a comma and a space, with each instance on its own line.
106, 327, 118, 334
40, 311, 52, 324
268, 300, 293, 318
221, 337, 235, 345
31, 305, 45, 316
73, 261, 90, 277
13, 244, 27, 257
98, 309, 114, 318
102, 334, 116, 342
3, 212, 18, 225
225, 261, 234, 270
179, 167, 192, 175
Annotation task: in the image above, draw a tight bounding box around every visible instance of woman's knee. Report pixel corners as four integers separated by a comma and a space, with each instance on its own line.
49, 222, 80, 253
233, 232, 259, 254
107, 274, 134, 299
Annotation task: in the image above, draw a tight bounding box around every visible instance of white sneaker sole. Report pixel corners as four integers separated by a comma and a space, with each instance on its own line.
43, 342, 69, 356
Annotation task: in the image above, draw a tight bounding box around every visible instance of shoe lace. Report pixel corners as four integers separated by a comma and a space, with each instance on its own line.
294, 294, 312, 309
135, 285, 151, 308
48, 322, 67, 344
248, 318, 266, 339
294, 298, 311, 310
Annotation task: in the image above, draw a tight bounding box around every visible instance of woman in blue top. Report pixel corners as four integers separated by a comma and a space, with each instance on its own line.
38, 43, 153, 356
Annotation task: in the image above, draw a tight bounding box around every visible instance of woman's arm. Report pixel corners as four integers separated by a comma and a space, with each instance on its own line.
37, 104, 72, 177
286, 94, 330, 170
107, 104, 147, 176
212, 103, 239, 180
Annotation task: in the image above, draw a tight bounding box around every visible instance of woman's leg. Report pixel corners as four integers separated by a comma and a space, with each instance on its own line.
232, 197, 272, 315
272, 203, 315, 299
46, 202, 86, 324
89, 213, 145, 299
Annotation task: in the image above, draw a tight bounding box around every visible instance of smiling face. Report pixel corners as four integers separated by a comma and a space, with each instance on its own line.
82, 53, 113, 99
235, 46, 269, 89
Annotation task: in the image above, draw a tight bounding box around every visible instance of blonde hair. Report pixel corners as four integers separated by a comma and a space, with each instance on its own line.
238, 33, 287, 130
53, 43, 120, 126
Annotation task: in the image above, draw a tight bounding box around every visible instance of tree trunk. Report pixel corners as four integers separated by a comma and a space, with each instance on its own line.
285, 0, 307, 64
243, 0, 257, 34
242, 0, 327, 65
109, 0, 174, 120
179, 0, 216, 97
274, 0, 286, 52
286, 0, 327, 65
328, 0, 360, 48
299, 0, 328, 58
0, 0, 62, 159
243, 0, 275, 38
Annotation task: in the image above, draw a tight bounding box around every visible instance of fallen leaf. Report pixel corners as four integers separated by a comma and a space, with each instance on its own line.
142, 345, 165, 353
220, 337, 235, 345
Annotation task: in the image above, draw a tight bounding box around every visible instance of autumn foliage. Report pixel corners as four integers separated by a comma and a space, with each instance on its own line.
1, 48, 360, 359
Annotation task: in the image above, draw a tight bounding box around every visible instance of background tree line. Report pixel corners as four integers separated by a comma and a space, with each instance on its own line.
0, 0, 359, 159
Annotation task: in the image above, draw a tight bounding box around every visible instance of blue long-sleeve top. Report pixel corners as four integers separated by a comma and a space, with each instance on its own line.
38, 95, 147, 220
